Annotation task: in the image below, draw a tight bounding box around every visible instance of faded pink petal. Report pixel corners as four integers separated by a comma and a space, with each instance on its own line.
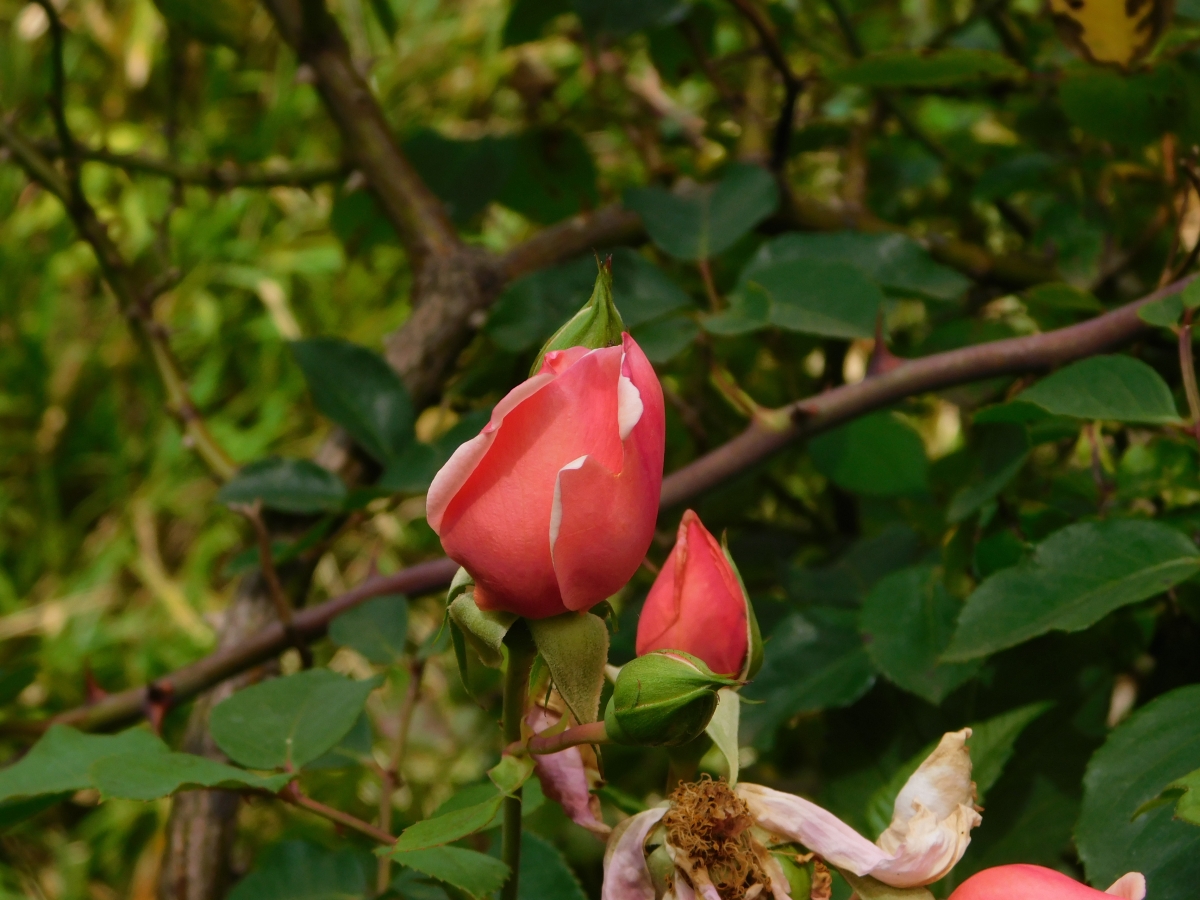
738, 730, 980, 888
947, 865, 1147, 900
431, 336, 664, 618
526, 705, 609, 835
602, 808, 667, 900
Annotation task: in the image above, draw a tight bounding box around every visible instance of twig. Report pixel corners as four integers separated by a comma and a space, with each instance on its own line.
38, 274, 1194, 737
236, 502, 312, 668
724, 0, 804, 171
520, 720, 609, 755
377, 658, 425, 893
280, 781, 396, 844
34, 0, 80, 200
37, 140, 351, 189
697, 259, 722, 311
1180, 310, 1200, 448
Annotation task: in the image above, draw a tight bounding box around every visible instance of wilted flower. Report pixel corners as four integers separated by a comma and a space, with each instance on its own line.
636, 511, 761, 679
526, 697, 610, 836
947, 864, 1146, 900
602, 730, 981, 900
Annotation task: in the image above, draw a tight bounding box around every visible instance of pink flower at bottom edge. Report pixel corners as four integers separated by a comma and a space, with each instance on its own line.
948, 865, 1146, 900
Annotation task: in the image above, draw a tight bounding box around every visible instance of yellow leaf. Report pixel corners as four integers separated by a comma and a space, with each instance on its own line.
1047, 0, 1171, 69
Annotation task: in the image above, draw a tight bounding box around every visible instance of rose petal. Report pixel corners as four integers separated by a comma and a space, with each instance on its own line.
526, 705, 610, 836
602, 808, 667, 900
738, 729, 981, 889
946, 865, 1147, 900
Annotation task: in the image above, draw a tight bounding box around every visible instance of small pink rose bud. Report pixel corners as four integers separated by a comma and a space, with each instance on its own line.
427, 334, 665, 619
635, 510, 761, 678
948, 865, 1146, 900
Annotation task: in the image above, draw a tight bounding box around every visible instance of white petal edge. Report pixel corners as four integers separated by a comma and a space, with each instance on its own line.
602, 807, 667, 900
1106, 873, 1147, 900
426, 372, 554, 532
549, 455, 588, 559
618, 368, 643, 441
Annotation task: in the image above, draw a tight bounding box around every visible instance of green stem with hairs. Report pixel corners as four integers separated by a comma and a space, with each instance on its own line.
501, 623, 536, 900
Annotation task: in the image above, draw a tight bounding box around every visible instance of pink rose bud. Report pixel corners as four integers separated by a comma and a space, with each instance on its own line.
635, 510, 761, 678
426, 333, 665, 619
948, 865, 1146, 900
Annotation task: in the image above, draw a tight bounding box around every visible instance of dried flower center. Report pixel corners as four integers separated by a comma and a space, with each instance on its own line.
663, 776, 770, 900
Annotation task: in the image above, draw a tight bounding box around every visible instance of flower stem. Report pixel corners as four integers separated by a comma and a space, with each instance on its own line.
501, 623, 536, 900
524, 720, 609, 755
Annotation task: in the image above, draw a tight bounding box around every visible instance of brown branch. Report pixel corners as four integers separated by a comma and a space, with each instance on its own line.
37, 140, 350, 189
280, 781, 396, 844
0, 121, 237, 483
236, 502, 313, 667
40, 275, 1192, 737
498, 205, 645, 282
258, 0, 457, 265
521, 720, 609, 755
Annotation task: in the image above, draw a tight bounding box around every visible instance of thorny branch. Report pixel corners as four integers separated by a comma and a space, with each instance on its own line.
40, 273, 1192, 737
236, 502, 313, 668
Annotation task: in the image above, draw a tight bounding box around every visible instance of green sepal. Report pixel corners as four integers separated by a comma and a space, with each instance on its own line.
529, 256, 625, 375
772, 854, 811, 900
721, 533, 763, 682
528, 611, 609, 724
604, 650, 739, 747
839, 870, 934, 899
447, 574, 516, 670
704, 687, 741, 785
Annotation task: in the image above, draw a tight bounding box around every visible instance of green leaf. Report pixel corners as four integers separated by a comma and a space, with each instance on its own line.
705, 688, 741, 786
1015, 356, 1180, 424
487, 256, 598, 352
1138, 293, 1184, 328
1183, 279, 1200, 309
152, 0, 248, 47
1078, 684, 1200, 897
810, 413, 929, 496
497, 130, 598, 224
0, 725, 165, 803
862, 702, 1049, 839
739, 232, 969, 302
518, 831, 588, 900
742, 259, 884, 340
217, 458, 347, 514
611, 248, 694, 328
1060, 66, 1180, 147
625, 164, 778, 261
572, 0, 680, 37
528, 611, 608, 724
1154, 767, 1200, 827
947, 424, 1030, 523
973, 154, 1056, 202
944, 520, 1200, 661
391, 792, 505, 852
488, 754, 535, 796
403, 130, 515, 225
831, 49, 1022, 88
290, 338, 415, 464
210, 669, 381, 770
786, 525, 923, 608
741, 610, 875, 750
631, 315, 699, 363
0, 795, 64, 832
860, 565, 980, 705
90, 751, 291, 800
329, 594, 408, 665
228, 840, 371, 900
503, 0, 571, 44
702, 288, 771, 336
391, 847, 510, 899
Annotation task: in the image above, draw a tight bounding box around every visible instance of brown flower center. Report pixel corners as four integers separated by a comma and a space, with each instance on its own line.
662, 776, 770, 900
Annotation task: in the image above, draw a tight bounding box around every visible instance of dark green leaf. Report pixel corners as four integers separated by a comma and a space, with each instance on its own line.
290, 338, 415, 463
610, 247, 693, 327
944, 520, 1200, 661
741, 609, 875, 750
152, 0, 247, 46
503, 0, 571, 44
625, 164, 778, 261
743, 260, 884, 339
786, 525, 923, 609
487, 256, 598, 352
0, 725, 165, 803
391, 847, 510, 899
404, 131, 516, 225
739, 232, 969, 302
391, 792, 505, 852
973, 154, 1056, 202
860, 565, 980, 705
497, 130, 597, 224
1060, 66, 1180, 147
0, 795, 67, 832
1015, 356, 1180, 424
831, 49, 1022, 88
1139, 293, 1185, 327
1154, 767, 1200, 827
572, 0, 681, 37
518, 831, 588, 900
91, 750, 291, 800
631, 315, 699, 362
810, 413, 929, 496
228, 840, 371, 900
329, 594, 408, 665
217, 458, 347, 514
947, 424, 1030, 523
210, 669, 381, 770
702, 288, 771, 336
1078, 685, 1200, 896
